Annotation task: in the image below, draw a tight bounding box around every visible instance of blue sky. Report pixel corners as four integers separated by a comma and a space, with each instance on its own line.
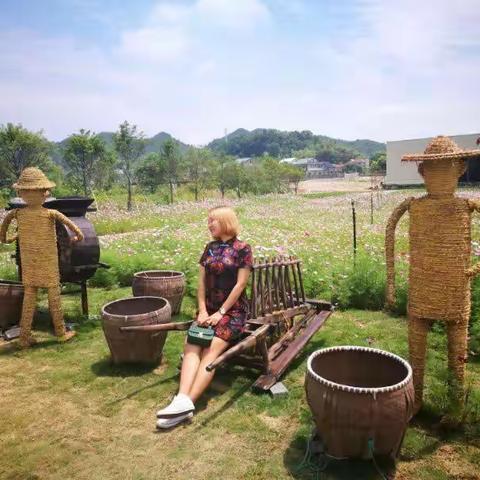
0, 0, 478, 144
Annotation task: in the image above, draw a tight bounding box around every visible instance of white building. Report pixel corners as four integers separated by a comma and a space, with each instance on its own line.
384, 133, 480, 186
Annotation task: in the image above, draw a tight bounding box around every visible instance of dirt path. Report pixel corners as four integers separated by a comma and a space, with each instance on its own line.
298, 176, 381, 193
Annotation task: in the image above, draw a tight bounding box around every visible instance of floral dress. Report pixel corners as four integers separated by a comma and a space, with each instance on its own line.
199, 237, 253, 342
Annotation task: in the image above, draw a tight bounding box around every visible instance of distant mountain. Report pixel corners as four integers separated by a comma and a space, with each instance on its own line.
94, 131, 188, 153
208, 128, 385, 161
51, 131, 188, 165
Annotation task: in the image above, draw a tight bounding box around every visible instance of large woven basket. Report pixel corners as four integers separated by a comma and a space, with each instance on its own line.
305, 346, 414, 460
101, 296, 171, 364
132, 270, 186, 315
0, 280, 24, 330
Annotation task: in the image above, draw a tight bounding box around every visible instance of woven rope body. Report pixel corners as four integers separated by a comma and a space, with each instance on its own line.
408, 196, 471, 322
16, 207, 61, 287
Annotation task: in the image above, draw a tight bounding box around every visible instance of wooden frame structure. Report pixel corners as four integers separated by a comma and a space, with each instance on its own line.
122, 256, 333, 392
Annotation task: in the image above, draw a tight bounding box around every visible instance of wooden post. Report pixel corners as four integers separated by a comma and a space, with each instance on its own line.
351, 199, 357, 263
251, 260, 257, 318
284, 261, 294, 308
296, 260, 306, 303
271, 256, 279, 309
258, 261, 265, 316
370, 191, 374, 225
265, 257, 273, 314
290, 256, 301, 305
81, 281, 88, 316
279, 261, 288, 309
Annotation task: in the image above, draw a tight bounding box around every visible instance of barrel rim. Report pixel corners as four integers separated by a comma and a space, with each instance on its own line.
306, 346, 412, 395
133, 270, 185, 280
101, 295, 169, 318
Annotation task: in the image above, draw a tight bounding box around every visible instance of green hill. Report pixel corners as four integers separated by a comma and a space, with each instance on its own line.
208, 128, 385, 161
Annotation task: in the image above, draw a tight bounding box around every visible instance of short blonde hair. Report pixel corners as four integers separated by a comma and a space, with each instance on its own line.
209, 206, 240, 239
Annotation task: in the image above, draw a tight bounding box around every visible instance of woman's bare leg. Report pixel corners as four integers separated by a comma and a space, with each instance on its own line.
188, 337, 229, 403
178, 341, 203, 396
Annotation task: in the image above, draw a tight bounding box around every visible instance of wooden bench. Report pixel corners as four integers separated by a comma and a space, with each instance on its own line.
122, 255, 333, 392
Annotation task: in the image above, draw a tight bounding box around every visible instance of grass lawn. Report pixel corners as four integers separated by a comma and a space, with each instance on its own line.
1, 190, 480, 479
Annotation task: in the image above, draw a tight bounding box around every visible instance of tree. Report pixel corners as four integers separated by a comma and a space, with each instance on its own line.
160, 138, 183, 204
63, 129, 110, 195
184, 147, 215, 201
223, 163, 244, 199
0, 123, 52, 188
214, 153, 235, 199
113, 121, 145, 210
282, 164, 305, 194
370, 152, 387, 173
136, 152, 166, 193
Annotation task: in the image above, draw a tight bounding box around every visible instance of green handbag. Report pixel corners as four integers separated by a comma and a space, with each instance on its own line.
187, 323, 214, 347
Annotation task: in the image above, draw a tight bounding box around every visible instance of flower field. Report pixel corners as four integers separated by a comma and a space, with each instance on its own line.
1, 190, 480, 479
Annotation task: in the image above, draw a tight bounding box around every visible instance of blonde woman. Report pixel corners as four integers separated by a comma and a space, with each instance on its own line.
156, 206, 253, 429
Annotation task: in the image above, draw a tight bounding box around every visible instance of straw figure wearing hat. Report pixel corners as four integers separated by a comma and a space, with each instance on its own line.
386, 135, 480, 418
0, 167, 84, 348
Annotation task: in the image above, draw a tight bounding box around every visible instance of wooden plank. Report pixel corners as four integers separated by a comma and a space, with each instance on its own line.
271, 256, 279, 310
258, 262, 265, 316
265, 257, 273, 314
290, 256, 301, 306
267, 310, 316, 361
252, 310, 331, 391
284, 262, 294, 308
251, 260, 257, 318
296, 260, 306, 303
120, 320, 193, 332
279, 262, 288, 309
206, 323, 271, 372
245, 305, 310, 326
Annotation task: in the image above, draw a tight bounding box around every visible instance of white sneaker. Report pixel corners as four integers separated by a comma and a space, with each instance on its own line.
156, 393, 195, 418
156, 412, 193, 429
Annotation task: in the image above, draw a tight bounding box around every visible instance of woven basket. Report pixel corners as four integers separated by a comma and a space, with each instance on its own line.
305, 346, 414, 460
132, 271, 186, 315
101, 296, 172, 364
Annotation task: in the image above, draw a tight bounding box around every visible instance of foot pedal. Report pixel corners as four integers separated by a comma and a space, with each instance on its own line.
269, 381, 289, 396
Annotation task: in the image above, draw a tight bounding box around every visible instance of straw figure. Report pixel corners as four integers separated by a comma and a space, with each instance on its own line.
0, 167, 84, 348
386, 135, 480, 418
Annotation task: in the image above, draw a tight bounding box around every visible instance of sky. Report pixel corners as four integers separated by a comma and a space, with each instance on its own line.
0, 0, 478, 145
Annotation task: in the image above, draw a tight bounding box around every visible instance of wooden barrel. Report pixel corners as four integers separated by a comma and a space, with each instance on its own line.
0, 280, 24, 330
101, 296, 171, 364
132, 271, 186, 315
305, 346, 414, 460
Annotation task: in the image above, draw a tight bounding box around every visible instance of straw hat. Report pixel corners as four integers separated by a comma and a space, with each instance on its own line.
402, 135, 480, 162
13, 167, 56, 190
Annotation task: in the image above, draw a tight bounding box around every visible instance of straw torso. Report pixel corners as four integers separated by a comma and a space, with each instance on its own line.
408, 195, 471, 321
15, 207, 61, 287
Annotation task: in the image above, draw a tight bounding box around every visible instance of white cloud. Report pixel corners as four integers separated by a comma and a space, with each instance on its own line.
0, 0, 478, 145
196, 0, 270, 29
119, 26, 190, 62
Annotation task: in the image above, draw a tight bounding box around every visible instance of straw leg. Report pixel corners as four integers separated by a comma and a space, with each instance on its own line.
446, 318, 469, 415
48, 286, 66, 337
19, 286, 38, 348
408, 315, 431, 415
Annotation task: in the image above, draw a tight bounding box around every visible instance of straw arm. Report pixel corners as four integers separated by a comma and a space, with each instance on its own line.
0, 209, 17, 244
468, 199, 480, 213
52, 211, 84, 241
466, 200, 480, 278
385, 198, 412, 307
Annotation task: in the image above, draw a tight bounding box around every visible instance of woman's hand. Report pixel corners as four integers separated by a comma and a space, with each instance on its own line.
197, 310, 209, 325
207, 311, 223, 327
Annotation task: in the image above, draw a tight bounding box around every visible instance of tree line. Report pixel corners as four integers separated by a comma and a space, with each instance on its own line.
0, 122, 305, 209
208, 128, 385, 161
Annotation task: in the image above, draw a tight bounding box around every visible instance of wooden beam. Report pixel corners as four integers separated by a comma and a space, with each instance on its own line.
206, 323, 271, 372
120, 320, 193, 332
